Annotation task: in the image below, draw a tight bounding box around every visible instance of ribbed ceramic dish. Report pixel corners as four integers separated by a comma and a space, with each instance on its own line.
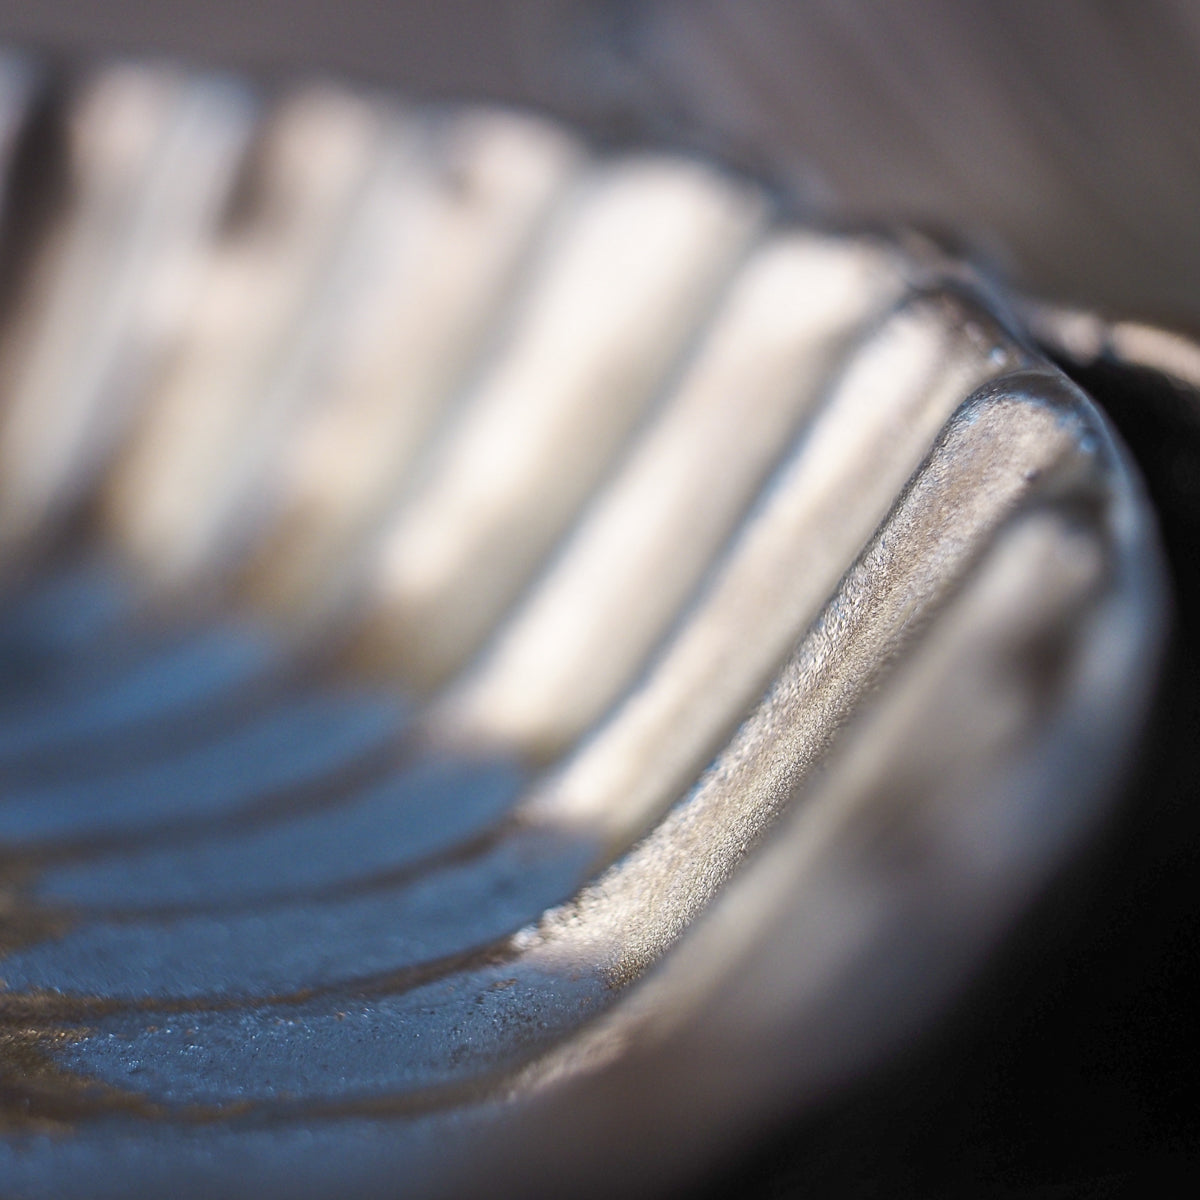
0, 52, 1165, 1199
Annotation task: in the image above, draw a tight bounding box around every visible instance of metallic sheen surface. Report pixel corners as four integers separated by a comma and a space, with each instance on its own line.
0, 52, 1165, 1200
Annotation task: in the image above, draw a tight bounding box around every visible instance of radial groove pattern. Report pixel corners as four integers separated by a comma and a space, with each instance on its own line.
0, 53, 1164, 1200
